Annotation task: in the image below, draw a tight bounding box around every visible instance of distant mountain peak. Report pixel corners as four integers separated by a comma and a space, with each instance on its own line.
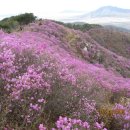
97, 6, 117, 9
86, 6, 130, 18
98, 6, 123, 9
63, 6, 130, 30
96, 6, 130, 13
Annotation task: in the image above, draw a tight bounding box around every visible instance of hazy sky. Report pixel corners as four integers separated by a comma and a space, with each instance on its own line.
0, 0, 130, 20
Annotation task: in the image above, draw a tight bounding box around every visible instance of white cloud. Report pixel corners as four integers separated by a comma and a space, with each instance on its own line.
0, 0, 130, 20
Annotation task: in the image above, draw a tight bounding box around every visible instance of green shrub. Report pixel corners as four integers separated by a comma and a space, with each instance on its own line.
0, 13, 37, 32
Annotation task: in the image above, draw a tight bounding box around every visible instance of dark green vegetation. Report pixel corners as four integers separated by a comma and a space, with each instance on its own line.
65, 23, 102, 31
0, 13, 36, 32
54, 20, 102, 31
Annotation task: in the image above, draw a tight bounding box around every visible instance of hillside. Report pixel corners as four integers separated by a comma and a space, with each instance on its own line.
50, 21, 130, 77
88, 28, 130, 59
0, 19, 130, 130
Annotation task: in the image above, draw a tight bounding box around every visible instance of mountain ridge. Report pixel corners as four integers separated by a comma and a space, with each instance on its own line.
61, 6, 130, 30
86, 6, 130, 18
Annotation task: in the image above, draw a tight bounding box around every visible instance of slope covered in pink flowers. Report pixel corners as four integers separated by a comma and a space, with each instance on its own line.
0, 20, 130, 130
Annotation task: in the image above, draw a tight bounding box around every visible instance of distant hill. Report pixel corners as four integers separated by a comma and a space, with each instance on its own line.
59, 22, 102, 31
64, 6, 130, 30
104, 25, 130, 32
82, 6, 130, 18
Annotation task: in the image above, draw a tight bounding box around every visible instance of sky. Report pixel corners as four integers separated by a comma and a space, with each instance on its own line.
0, 0, 130, 20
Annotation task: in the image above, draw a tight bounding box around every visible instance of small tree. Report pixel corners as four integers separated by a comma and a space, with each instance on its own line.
13, 13, 37, 25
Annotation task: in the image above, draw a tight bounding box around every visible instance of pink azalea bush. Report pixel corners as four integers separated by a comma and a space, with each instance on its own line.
39, 116, 108, 130
112, 104, 130, 130
0, 20, 130, 129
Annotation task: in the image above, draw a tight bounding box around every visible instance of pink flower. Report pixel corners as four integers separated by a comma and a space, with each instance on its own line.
39, 124, 46, 130
83, 121, 90, 129
103, 128, 107, 130
38, 98, 45, 103
30, 103, 41, 111
95, 122, 102, 129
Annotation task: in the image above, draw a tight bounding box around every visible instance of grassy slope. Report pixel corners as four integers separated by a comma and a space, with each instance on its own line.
88, 28, 130, 59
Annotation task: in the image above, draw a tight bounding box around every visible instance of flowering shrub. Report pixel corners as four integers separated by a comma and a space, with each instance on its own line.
112, 104, 130, 130
0, 20, 130, 129
55, 116, 90, 130
39, 116, 107, 130
39, 116, 108, 130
